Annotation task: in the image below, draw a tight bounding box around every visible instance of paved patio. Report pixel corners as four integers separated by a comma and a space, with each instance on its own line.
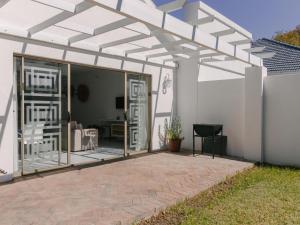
0, 152, 253, 225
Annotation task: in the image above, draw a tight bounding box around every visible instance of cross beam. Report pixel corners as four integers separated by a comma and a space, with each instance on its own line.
189, 16, 214, 26
69, 18, 135, 44
28, 1, 94, 35
158, 0, 187, 13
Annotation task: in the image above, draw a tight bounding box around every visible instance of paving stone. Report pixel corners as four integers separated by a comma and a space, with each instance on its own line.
0, 152, 253, 225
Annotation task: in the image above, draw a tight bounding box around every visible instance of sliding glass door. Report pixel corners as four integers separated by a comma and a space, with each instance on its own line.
15, 56, 151, 174
16, 57, 70, 174
126, 73, 151, 154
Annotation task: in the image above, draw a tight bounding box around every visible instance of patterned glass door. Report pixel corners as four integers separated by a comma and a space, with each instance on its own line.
126, 74, 151, 153
19, 58, 69, 174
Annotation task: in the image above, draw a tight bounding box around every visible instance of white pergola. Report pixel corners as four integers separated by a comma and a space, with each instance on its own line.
0, 0, 263, 68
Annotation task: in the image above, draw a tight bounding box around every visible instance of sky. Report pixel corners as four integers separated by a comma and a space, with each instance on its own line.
153, 0, 300, 40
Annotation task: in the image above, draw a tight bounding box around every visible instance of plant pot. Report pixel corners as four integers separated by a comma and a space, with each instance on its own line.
168, 138, 183, 152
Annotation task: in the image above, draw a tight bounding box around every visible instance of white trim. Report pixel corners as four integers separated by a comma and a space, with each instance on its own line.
32, 0, 76, 12
198, 1, 252, 39
230, 39, 252, 45
212, 29, 235, 37
28, 1, 93, 35
245, 47, 266, 53
189, 16, 214, 26
157, 0, 187, 13
90, 0, 261, 66
69, 18, 135, 44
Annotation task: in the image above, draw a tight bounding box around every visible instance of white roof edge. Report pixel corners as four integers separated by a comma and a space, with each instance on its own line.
197, 1, 252, 39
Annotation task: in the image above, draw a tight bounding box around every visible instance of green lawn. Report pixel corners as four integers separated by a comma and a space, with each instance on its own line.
138, 166, 300, 225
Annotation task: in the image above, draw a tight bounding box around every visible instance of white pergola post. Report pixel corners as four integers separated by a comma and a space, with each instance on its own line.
244, 66, 267, 162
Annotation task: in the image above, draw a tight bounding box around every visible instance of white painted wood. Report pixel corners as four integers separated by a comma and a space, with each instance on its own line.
69, 18, 135, 44
212, 28, 235, 37
126, 39, 187, 54
28, 1, 93, 35
245, 47, 266, 53
32, 0, 76, 12
157, 0, 187, 13
146, 47, 194, 59
230, 39, 252, 46
254, 52, 276, 59
91, 0, 261, 66
100, 34, 148, 49
198, 1, 252, 39
189, 16, 214, 26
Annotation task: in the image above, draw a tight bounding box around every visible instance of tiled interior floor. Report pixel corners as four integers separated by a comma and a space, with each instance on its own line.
20, 139, 125, 173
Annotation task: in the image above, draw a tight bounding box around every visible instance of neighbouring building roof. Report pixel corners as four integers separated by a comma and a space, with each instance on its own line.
253, 38, 300, 74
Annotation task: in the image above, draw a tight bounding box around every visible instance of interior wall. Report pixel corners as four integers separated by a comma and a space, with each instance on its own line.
71, 69, 124, 127
264, 73, 300, 167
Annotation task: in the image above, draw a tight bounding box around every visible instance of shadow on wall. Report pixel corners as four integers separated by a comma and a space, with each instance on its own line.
0, 88, 13, 173
152, 67, 174, 150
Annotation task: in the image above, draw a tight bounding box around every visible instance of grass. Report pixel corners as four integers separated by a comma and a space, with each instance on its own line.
137, 166, 300, 225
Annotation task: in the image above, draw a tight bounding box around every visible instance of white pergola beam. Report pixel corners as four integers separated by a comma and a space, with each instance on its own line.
100, 34, 148, 49
164, 52, 222, 62
146, 47, 195, 59
0, 0, 261, 66
198, 1, 252, 39
245, 47, 266, 53
212, 28, 235, 37
89, 0, 261, 66
201, 58, 222, 63
230, 39, 252, 45
69, 18, 135, 44
189, 16, 214, 26
32, 0, 76, 12
0, 0, 10, 8
158, 0, 187, 13
254, 52, 276, 59
126, 39, 187, 54
28, 1, 93, 35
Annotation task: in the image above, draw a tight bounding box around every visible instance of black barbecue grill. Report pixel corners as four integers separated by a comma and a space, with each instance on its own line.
193, 124, 226, 158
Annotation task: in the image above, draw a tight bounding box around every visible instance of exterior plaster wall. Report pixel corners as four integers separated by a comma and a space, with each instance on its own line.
264, 73, 300, 167
177, 59, 245, 158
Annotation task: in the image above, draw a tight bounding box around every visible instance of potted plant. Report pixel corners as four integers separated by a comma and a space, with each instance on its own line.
166, 117, 184, 152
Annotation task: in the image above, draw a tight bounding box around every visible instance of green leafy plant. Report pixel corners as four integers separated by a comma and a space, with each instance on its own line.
166, 117, 183, 140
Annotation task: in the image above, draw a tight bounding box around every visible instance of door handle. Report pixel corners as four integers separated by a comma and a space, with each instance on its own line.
67, 112, 71, 123
123, 111, 128, 121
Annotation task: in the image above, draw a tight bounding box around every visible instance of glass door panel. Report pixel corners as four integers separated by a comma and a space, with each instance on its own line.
126, 74, 151, 154
19, 58, 69, 174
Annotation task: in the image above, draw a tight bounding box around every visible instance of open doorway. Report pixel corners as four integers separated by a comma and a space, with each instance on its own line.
15, 56, 152, 175
70, 65, 125, 164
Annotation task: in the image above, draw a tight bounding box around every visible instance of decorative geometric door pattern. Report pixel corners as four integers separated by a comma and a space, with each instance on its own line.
128, 78, 147, 149
23, 64, 61, 161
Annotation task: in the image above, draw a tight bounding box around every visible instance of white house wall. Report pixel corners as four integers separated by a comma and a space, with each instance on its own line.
264, 73, 300, 167
177, 58, 245, 158
196, 78, 245, 158
0, 37, 175, 181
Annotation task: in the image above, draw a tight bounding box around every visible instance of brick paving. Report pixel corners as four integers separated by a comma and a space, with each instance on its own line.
0, 152, 253, 225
